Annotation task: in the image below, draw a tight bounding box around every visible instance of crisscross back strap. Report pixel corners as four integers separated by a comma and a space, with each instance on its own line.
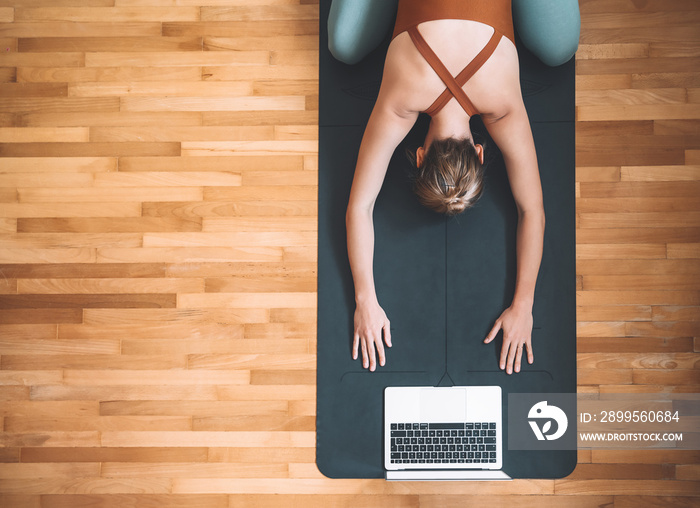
408, 26, 503, 117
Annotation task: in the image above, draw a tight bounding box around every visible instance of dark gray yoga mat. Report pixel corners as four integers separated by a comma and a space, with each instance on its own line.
317, 0, 576, 479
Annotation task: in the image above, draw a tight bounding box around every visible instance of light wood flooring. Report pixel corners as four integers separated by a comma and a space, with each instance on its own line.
0, 0, 698, 506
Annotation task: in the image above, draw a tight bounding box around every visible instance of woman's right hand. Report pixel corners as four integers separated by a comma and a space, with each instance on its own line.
352, 299, 392, 371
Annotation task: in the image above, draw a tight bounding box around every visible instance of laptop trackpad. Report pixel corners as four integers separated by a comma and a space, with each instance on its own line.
420, 387, 466, 421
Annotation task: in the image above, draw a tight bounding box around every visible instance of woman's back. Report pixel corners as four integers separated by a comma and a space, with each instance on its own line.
379, 18, 522, 123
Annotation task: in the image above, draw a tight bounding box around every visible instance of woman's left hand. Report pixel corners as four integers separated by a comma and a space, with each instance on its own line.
483, 305, 534, 374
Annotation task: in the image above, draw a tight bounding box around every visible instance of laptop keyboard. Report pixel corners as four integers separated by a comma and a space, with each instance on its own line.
390, 422, 497, 464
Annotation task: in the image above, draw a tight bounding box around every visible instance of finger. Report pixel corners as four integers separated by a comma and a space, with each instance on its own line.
352, 332, 359, 360
384, 321, 392, 348
526, 340, 534, 364
376, 335, 386, 367
505, 340, 518, 375
514, 344, 523, 373
499, 339, 509, 370
360, 337, 369, 369
484, 320, 502, 343
367, 335, 377, 372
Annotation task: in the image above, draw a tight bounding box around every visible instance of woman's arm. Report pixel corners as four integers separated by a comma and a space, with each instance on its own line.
346, 102, 417, 371
482, 100, 545, 375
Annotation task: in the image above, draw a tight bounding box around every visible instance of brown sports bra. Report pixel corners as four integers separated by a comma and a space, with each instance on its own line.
392, 0, 515, 117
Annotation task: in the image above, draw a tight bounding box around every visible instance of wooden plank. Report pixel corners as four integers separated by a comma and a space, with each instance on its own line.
0, 84, 69, 98
561, 463, 670, 480
0, 98, 118, 114
142, 200, 318, 219
163, 20, 318, 38
654, 120, 700, 136
17, 217, 203, 233
20, 447, 209, 463
200, 5, 317, 22
576, 43, 649, 60
121, 339, 309, 356
577, 352, 698, 369
72, 82, 252, 99
0, 463, 100, 480
576, 197, 700, 213
202, 110, 317, 125
0, 263, 166, 278
101, 431, 315, 448
576, 74, 632, 90
0, 294, 178, 309
19, 112, 202, 127
19, 36, 202, 52
1, 354, 186, 370
0, 171, 89, 188
177, 292, 316, 309
0, 53, 85, 68
579, 0, 700, 14
577, 104, 700, 122
576, 88, 687, 106
38, 495, 227, 508
652, 306, 700, 322
0, 309, 83, 325
554, 480, 700, 496
0, 157, 116, 173
0, 67, 17, 83
100, 462, 287, 478
577, 337, 695, 354
120, 155, 302, 172
90, 126, 270, 142
86, 51, 268, 68
170, 478, 553, 495
578, 212, 700, 229
58, 322, 243, 341
621, 165, 700, 181
192, 416, 313, 432
576, 244, 667, 260
121, 96, 305, 112
614, 497, 700, 508
632, 72, 700, 89
18, 187, 201, 203
668, 243, 700, 258
0, 247, 95, 263
576, 228, 700, 244
4, 416, 192, 432
580, 27, 700, 45
17, 278, 205, 295
0, 22, 162, 37
204, 35, 318, 52
14, 7, 200, 22
0, 477, 172, 495
81, 308, 266, 326
18, 66, 202, 84
580, 12, 700, 29
0, 142, 180, 158
186, 354, 315, 370
579, 181, 700, 198
576, 305, 651, 322
95, 247, 285, 264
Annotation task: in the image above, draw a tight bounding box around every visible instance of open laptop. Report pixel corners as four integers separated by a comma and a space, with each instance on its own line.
384, 385, 511, 480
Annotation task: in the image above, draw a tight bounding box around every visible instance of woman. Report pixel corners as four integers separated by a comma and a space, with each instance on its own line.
329, 0, 580, 375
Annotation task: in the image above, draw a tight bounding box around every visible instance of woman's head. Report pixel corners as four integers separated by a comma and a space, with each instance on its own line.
411, 137, 485, 216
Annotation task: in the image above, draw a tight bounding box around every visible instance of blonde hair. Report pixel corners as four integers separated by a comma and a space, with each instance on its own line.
411, 137, 485, 216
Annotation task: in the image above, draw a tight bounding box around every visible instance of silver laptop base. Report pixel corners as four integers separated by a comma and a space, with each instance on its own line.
386, 470, 512, 481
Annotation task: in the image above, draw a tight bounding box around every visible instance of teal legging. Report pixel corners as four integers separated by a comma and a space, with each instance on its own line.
328, 0, 580, 67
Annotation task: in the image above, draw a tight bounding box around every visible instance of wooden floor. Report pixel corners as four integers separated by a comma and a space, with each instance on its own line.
0, 0, 698, 506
